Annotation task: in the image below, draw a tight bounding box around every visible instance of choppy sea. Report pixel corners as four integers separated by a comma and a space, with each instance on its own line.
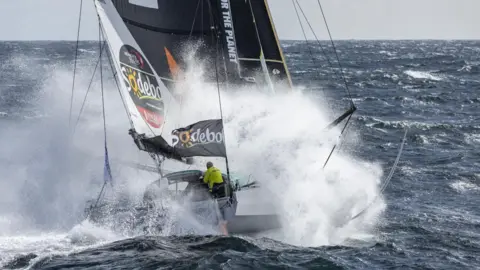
0, 40, 479, 269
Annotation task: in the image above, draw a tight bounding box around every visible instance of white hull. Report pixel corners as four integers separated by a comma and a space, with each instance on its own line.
86, 185, 281, 235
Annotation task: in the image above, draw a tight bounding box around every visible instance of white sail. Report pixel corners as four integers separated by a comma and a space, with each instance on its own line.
94, 0, 178, 139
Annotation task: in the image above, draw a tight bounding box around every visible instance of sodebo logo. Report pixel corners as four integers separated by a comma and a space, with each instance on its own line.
120, 66, 163, 100
118, 44, 164, 129
172, 128, 224, 148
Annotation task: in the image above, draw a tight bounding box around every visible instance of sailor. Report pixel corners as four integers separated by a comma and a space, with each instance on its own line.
203, 161, 229, 236
203, 161, 224, 193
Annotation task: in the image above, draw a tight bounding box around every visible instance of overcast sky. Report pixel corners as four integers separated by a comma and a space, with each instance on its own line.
0, 0, 479, 40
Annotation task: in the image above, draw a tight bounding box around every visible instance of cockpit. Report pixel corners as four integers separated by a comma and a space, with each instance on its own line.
143, 170, 242, 203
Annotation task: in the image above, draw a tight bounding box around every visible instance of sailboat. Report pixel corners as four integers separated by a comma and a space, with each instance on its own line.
82, 0, 306, 235
80, 0, 406, 235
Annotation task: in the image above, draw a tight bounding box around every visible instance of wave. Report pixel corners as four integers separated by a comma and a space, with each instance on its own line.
345, 97, 392, 107
379, 50, 397, 57
450, 181, 480, 193
415, 94, 448, 104
464, 97, 480, 104
358, 116, 479, 132
0, 111, 49, 120
27, 235, 344, 270
0, 221, 125, 269
404, 70, 443, 81
457, 60, 480, 73
465, 134, 480, 145
390, 95, 448, 105
411, 134, 430, 145
78, 48, 96, 54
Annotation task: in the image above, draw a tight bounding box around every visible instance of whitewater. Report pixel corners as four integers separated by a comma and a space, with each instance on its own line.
0, 42, 384, 267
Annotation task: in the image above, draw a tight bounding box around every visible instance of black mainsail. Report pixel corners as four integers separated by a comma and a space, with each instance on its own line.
110, 0, 292, 92
95, 0, 357, 163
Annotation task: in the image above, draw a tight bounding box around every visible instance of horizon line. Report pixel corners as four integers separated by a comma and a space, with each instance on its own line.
1, 38, 480, 42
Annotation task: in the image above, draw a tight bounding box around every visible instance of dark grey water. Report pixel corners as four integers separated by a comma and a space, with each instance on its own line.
0, 40, 479, 269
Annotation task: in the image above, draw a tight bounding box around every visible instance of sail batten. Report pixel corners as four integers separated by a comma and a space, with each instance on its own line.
121, 18, 209, 35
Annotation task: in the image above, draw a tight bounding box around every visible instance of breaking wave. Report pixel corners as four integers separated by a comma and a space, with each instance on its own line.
358, 116, 480, 132
450, 181, 480, 193
404, 70, 443, 81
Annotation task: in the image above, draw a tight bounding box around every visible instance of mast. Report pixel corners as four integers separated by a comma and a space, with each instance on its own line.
209, 0, 233, 180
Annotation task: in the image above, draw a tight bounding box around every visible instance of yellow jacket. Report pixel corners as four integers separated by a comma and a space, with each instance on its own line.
203, 166, 224, 190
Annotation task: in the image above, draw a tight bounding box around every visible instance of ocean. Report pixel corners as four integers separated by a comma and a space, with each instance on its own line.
0, 40, 479, 269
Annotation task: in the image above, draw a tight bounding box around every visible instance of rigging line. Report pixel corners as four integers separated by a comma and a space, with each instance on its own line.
295, 0, 355, 168
206, 0, 226, 84
292, 0, 317, 73
316, 0, 354, 103
96, 14, 133, 130
97, 16, 156, 159
188, 0, 202, 38
178, 0, 202, 121
379, 132, 407, 193
99, 16, 157, 144
95, 10, 166, 174
100, 27, 107, 146
349, 128, 408, 222
322, 113, 352, 169
99, 24, 113, 188
102, 36, 131, 128
69, 0, 84, 129
97, 32, 157, 157
72, 42, 106, 135
90, 181, 107, 214
89, 25, 110, 214
294, 1, 343, 89
291, 0, 333, 115
208, 0, 231, 179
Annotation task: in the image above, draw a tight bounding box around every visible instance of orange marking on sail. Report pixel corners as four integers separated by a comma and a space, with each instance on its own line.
164, 47, 180, 79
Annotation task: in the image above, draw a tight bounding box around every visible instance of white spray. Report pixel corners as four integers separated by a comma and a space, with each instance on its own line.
0, 43, 385, 257
167, 53, 386, 246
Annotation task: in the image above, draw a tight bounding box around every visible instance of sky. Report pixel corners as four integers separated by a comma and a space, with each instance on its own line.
0, 0, 479, 40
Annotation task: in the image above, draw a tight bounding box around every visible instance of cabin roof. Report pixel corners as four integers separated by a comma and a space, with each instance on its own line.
164, 170, 203, 182
164, 169, 229, 184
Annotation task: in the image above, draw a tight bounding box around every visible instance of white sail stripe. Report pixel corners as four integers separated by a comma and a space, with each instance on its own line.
119, 62, 155, 76
238, 57, 284, 63
128, 0, 158, 9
